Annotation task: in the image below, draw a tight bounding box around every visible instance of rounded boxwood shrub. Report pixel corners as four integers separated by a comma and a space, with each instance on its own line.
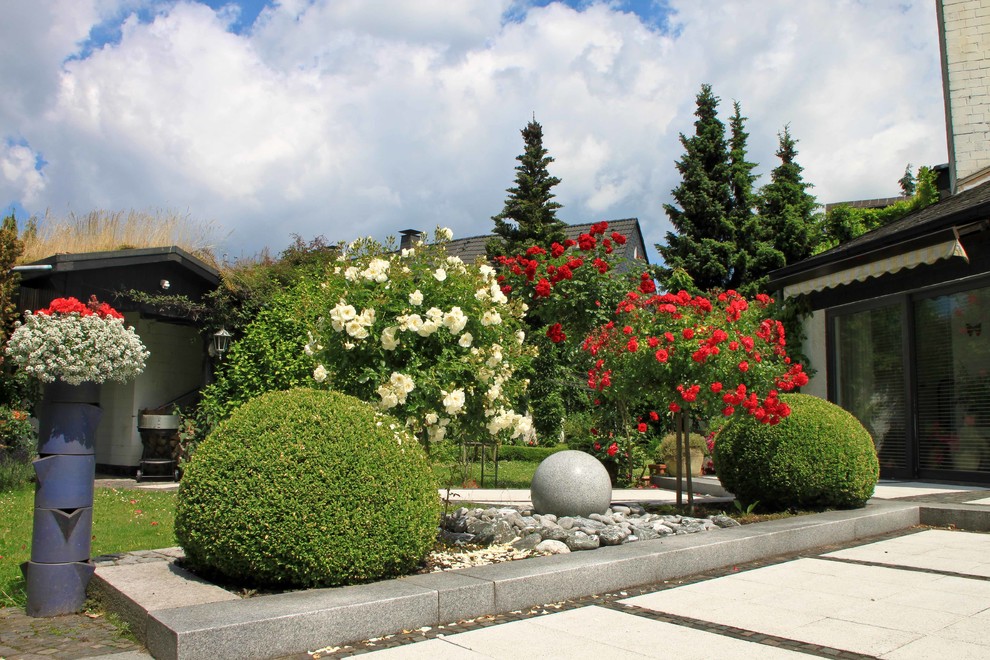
175, 388, 440, 588
714, 394, 879, 511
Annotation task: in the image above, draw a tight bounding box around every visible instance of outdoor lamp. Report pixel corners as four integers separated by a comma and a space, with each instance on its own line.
212, 328, 232, 358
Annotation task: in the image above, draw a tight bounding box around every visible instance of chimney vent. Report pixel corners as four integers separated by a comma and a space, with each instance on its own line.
399, 229, 424, 250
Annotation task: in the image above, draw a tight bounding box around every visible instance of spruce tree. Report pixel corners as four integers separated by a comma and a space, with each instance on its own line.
656, 84, 741, 293
487, 120, 567, 259
727, 102, 763, 292
898, 164, 916, 196
487, 120, 569, 443
757, 126, 819, 267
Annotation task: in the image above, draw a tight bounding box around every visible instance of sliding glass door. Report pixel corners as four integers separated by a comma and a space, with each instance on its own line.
832, 302, 910, 477
915, 287, 990, 477
829, 279, 990, 482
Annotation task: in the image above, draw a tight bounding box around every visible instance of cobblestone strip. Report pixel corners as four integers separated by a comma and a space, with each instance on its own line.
884, 491, 990, 504
815, 552, 990, 581
91, 547, 184, 568
0, 606, 143, 660
0, 549, 178, 659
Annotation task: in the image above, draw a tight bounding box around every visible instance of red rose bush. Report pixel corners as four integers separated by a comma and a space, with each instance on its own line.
583, 289, 808, 426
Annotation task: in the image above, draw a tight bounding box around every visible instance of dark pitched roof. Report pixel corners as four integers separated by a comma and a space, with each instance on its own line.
16, 246, 222, 322
769, 179, 990, 286
445, 234, 489, 263
823, 196, 907, 213
445, 218, 649, 264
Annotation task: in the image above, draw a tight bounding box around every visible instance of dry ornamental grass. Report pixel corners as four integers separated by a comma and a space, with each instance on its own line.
18, 209, 222, 267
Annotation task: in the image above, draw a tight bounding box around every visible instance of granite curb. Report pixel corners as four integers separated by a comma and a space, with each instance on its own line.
89, 500, 924, 660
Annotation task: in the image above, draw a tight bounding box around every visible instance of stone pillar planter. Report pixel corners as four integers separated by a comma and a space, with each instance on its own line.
22, 382, 100, 617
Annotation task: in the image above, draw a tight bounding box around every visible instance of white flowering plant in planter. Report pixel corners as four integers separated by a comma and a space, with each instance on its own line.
307, 228, 536, 445
6, 295, 149, 385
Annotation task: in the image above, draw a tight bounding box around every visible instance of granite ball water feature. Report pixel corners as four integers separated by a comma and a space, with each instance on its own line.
530, 450, 612, 517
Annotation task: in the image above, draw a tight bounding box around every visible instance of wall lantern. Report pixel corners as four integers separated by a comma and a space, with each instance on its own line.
212, 328, 232, 359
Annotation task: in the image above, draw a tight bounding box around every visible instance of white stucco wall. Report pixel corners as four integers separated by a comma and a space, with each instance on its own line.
97, 315, 205, 468
95, 381, 136, 466
801, 309, 828, 401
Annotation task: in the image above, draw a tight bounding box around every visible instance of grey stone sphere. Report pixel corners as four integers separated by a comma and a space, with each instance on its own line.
530, 450, 612, 517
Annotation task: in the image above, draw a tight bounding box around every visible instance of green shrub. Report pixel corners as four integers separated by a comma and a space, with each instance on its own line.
175, 388, 440, 588
655, 432, 708, 464
0, 459, 34, 492
714, 393, 879, 511
196, 290, 317, 430
0, 405, 36, 491
498, 444, 570, 462
528, 338, 566, 442
562, 410, 598, 453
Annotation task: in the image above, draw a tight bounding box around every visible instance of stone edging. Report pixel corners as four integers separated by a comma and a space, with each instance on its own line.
88, 500, 959, 660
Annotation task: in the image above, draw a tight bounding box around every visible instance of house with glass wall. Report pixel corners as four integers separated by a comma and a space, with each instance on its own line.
767, 0, 990, 483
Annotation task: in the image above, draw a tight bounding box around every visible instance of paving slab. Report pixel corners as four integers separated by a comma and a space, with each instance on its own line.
622, 534, 990, 660
532, 605, 808, 659
441, 485, 733, 506
881, 634, 990, 660
825, 528, 990, 576
364, 605, 810, 659
356, 638, 491, 658
872, 481, 988, 499
420, 615, 654, 659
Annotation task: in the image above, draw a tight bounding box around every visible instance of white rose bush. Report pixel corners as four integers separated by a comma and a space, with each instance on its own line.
308, 228, 535, 446
6, 295, 149, 385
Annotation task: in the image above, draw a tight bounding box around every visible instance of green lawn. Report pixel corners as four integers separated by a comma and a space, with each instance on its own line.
0, 487, 177, 608
435, 459, 540, 489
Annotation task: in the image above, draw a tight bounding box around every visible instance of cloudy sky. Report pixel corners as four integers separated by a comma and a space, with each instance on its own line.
1, 0, 947, 262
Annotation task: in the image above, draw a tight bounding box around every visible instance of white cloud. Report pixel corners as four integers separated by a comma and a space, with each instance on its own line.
0, 0, 130, 128
0, 143, 46, 204
0, 0, 947, 260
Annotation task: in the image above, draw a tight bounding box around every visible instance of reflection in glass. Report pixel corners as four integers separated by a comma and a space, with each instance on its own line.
916, 287, 990, 473
834, 304, 906, 472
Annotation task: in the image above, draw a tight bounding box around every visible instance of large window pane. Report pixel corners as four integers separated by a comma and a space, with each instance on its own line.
915, 287, 990, 474
833, 305, 907, 473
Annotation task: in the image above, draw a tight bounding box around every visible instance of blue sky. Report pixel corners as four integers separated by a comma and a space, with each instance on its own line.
0, 1, 947, 261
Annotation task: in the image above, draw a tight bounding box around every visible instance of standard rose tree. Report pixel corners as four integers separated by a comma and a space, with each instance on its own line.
581, 288, 808, 496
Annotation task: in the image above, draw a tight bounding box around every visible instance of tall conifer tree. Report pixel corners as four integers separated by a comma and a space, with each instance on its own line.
656, 85, 742, 293
488, 120, 569, 443
727, 102, 763, 291
757, 126, 819, 267
487, 120, 567, 258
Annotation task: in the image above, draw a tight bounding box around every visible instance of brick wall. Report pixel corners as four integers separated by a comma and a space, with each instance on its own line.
939, 0, 990, 191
